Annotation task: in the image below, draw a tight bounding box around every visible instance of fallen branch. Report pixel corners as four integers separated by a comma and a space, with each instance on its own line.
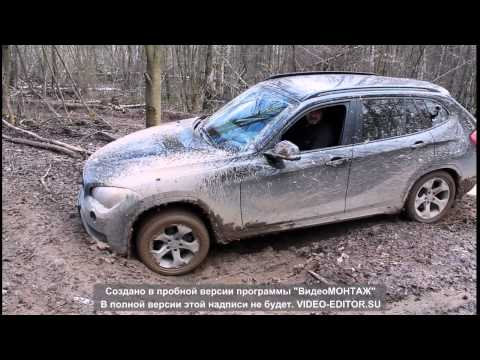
23, 98, 145, 114
79, 130, 118, 143
39, 163, 59, 202
307, 270, 336, 286
24, 98, 110, 111
111, 104, 127, 113
40, 163, 52, 192
2, 118, 90, 155
97, 131, 118, 141
122, 103, 145, 109
2, 134, 82, 158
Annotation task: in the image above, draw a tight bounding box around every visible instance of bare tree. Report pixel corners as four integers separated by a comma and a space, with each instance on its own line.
145, 45, 162, 126
5, 45, 477, 124
290, 45, 297, 72
2, 45, 14, 123
50, 45, 57, 89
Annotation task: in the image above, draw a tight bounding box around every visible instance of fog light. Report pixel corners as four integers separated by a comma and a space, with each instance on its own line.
90, 211, 96, 220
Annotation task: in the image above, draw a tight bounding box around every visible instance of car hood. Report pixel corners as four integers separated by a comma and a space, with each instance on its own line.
83, 117, 232, 187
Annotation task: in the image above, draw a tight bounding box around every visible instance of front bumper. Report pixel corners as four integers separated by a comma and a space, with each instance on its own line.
77, 186, 138, 255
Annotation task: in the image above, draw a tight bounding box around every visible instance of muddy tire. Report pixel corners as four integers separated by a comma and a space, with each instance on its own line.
136, 209, 210, 275
405, 171, 456, 223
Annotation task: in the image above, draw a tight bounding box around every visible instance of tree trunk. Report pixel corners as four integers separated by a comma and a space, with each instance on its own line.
202, 45, 214, 110
86, 45, 97, 97
434, 45, 446, 80
126, 45, 133, 88
41, 46, 48, 97
9, 46, 17, 88
239, 45, 248, 80
145, 45, 162, 127
370, 45, 376, 73
290, 45, 297, 72
51, 45, 57, 89
163, 46, 171, 105
457, 45, 472, 104
2, 45, 14, 123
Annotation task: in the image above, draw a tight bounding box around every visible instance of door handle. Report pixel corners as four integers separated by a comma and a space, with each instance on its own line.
410, 141, 427, 149
325, 157, 348, 167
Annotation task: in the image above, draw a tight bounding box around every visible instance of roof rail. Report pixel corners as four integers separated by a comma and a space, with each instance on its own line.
266, 71, 377, 80
303, 86, 441, 100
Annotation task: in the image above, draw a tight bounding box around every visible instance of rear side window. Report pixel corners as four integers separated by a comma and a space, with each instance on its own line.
405, 99, 432, 133
360, 97, 439, 142
361, 98, 404, 141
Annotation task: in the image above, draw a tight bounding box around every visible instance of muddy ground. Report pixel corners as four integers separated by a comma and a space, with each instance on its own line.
1, 110, 477, 315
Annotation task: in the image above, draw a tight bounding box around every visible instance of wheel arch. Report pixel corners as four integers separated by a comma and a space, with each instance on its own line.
401, 165, 461, 207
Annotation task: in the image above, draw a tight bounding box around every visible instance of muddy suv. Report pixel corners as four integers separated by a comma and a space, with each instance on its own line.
78, 71, 477, 275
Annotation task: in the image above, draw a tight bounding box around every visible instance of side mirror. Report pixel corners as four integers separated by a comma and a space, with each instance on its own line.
264, 140, 301, 161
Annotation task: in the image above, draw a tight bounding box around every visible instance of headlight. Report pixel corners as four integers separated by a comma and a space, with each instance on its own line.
91, 187, 132, 209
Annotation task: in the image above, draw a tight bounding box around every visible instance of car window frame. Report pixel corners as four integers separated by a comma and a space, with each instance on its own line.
260, 99, 356, 154
352, 95, 451, 145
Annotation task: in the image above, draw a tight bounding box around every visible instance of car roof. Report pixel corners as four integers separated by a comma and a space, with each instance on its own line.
260, 72, 450, 101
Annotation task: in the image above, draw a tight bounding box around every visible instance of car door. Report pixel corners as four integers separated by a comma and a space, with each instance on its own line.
346, 96, 436, 213
240, 101, 355, 228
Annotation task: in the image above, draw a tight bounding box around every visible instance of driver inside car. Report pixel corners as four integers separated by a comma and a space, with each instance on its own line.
301, 109, 337, 150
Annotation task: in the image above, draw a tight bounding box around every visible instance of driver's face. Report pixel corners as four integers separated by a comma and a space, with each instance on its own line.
307, 110, 323, 125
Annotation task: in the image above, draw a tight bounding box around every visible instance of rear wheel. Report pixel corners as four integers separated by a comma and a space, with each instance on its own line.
136, 209, 210, 275
405, 171, 456, 223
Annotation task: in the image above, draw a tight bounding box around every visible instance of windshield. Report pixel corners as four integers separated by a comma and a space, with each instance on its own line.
203, 85, 296, 151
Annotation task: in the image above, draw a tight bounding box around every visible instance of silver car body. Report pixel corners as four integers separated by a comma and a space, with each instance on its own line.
78, 73, 477, 255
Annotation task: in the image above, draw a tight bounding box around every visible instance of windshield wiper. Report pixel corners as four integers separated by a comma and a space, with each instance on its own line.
198, 124, 214, 145
193, 114, 208, 130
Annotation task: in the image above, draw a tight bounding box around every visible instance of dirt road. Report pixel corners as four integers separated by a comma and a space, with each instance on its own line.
2, 113, 477, 315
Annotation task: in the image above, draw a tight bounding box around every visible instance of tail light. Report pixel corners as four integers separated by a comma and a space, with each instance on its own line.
469, 130, 476, 145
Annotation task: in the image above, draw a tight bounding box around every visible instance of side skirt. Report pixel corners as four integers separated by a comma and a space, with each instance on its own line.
227, 205, 399, 242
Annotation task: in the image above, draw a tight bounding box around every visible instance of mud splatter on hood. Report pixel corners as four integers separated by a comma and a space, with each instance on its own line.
83, 117, 231, 187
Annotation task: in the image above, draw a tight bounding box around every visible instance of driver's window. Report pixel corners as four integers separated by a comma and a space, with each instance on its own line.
281, 104, 346, 152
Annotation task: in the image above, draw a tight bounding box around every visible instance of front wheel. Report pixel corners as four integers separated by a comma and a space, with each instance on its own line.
405, 171, 456, 223
136, 209, 210, 275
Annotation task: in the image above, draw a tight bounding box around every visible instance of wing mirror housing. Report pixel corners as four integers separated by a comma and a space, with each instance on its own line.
264, 140, 301, 161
